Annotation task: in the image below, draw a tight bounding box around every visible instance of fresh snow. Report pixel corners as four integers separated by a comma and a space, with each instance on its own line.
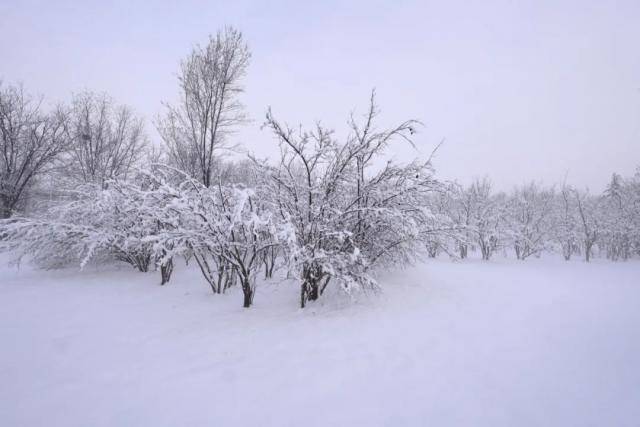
1, 256, 639, 426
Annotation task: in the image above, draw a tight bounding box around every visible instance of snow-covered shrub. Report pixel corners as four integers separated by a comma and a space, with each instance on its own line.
132, 166, 278, 306
1, 178, 163, 273
258, 92, 446, 307
0, 185, 112, 268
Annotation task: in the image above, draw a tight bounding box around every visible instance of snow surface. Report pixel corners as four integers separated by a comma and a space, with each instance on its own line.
1, 256, 639, 426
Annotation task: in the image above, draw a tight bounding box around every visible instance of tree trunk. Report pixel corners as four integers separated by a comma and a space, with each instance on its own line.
160, 258, 174, 285
0, 207, 11, 219
459, 244, 467, 259
563, 241, 571, 261
241, 278, 254, 308
263, 258, 272, 279
308, 282, 319, 301
300, 282, 307, 309
300, 280, 319, 309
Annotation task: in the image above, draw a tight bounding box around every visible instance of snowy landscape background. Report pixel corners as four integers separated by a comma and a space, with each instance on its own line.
1, 1, 639, 426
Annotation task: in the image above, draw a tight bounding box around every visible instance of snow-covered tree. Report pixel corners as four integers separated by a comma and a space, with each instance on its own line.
505, 182, 554, 260
442, 183, 475, 259
123, 166, 278, 306
550, 184, 581, 260
598, 173, 638, 261
258, 92, 443, 307
467, 178, 506, 260
573, 188, 601, 262
423, 186, 462, 258
1, 176, 165, 275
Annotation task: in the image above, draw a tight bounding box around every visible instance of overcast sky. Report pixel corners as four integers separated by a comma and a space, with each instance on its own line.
1, 0, 638, 190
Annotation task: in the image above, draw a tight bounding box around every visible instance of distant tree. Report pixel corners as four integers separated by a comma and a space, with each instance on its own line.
506, 182, 554, 260
443, 183, 474, 259
0, 83, 69, 218
468, 178, 505, 260
573, 188, 601, 262
63, 91, 147, 187
423, 186, 461, 258
158, 27, 250, 186
551, 184, 580, 260
599, 173, 638, 260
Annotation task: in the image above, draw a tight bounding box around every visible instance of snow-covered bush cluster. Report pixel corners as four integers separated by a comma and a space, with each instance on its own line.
1, 93, 451, 308
2, 26, 639, 309
435, 173, 640, 263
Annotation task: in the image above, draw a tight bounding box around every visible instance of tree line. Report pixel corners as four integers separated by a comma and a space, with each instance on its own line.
1, 27, 639, 308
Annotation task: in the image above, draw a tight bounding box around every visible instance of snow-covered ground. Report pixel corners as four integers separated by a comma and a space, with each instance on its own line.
1, 256, 639, 427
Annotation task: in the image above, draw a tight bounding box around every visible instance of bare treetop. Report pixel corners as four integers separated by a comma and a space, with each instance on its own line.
158, 27, 251, 187
63, 91, 147, 187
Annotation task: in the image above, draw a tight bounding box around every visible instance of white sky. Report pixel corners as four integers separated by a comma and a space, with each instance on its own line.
1, 0, 639, 190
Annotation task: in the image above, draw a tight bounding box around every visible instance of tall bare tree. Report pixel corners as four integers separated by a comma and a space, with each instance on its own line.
64, 91, 146, 187
0, 83, 69, 218
158, 27, 250, 187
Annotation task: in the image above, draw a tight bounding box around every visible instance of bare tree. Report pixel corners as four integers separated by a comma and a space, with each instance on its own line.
158, 27, 250, 187
0, 83, 69, 218
574, 188, 600, 262
63, 91, 147, 187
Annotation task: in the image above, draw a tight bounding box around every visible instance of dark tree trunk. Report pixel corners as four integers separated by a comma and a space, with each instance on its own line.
458, 244, 467, 259
427, 242, 438, 258
300, 279, 321, 308
263, 259, 271, 279
241, 278, 254, 308
308, 282, 320, 301
160, 258, 174, 285
131, 253, 151, 272
562, 241, 572, 261
223, 267, 237, 293
0, 196, 16, 219
299, 264, 324, 308
480, 242, 491, 260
